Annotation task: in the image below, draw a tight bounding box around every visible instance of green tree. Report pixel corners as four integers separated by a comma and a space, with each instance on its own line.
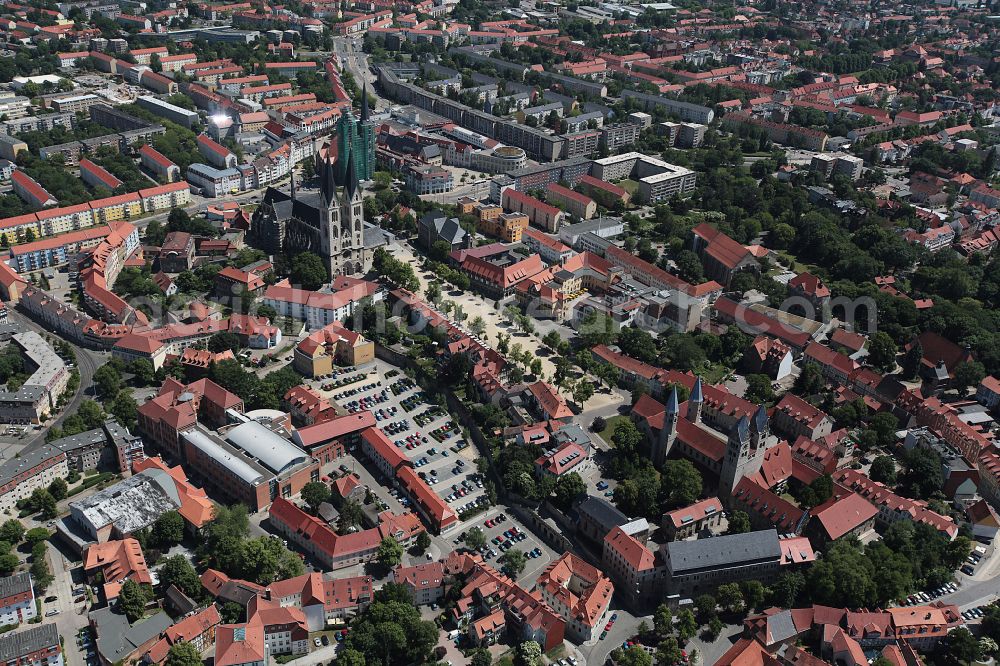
661, 459, 702, 507
338, 499, 363, 534
515, 641, 542, 666
869, 456, 897, 485
612, 646, 652, 666
868, 332, 898, 371
300, 482, 331, 513
24, 527, 49, 546
744, 374, 775, 404
29, 542, 52, 590
198, 504, 250, 574
29, 488, 57, 519
465, 526, 486, 550
208, 331, 242, 354
554, 473, 586, 509
727, 510, 751, 534
676, 608, 698, 641
344, 599, 438, 665
0, 519, 24, 545
415, 530, 431, 553
110, 391, 139, 430
571, 380, 594, 406
470, 649, 493, 666
151, 511, 185, 547
938, 627, 980, 665
794, 362, 825, 395
656, 638, 683, 666
674, 250, 704, 283
695, 594, 717, 622
0, 548, 18, 577
500, 548, 526, 578
717, 582, 744, 614
119, 579, 151, 623
47, 477, 67, 501
130, 359, 155, 386
612, 419, 643, 454
290, 252, 328, 290
93, 364, 122, 401
158, 555, 202, 599
338, 649, 367, 666
164, 642, 201, 666
377, 536, 403, 567
901, 340, 922, 379
954, 361, 986, 394
221, 601, 243, 623
653, 603, 673, 638
741, 580, 767, 611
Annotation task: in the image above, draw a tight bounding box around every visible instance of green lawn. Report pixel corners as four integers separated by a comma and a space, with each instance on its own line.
698, 364, 732, 385
619, 179, 640, 196
598, 415, 630, 446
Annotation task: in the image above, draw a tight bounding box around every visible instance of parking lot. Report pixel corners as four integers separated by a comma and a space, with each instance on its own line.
319, 361, 490, 521
453, 506, 555, 581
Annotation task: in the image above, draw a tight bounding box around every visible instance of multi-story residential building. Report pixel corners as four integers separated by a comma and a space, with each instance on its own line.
391, 562, 445, 606
600, 123, 640, 151
11, 171, 58, 208
771, 394, 835, 441
269, 497, 423, 570
51, 94, 102, 114
0, 623, 63, 666
502, 189, 565, 232
294, 322, 374, 377
0, 574, 36, 627
535, 553, 613, 642
187, 163, 243, 197
546, 183, 596, 220
405, 164, 453, 194
590, 152, 696, 203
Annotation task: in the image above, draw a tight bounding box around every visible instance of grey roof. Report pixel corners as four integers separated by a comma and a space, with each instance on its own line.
0, 623, 60, 661
0, 444, 65, 488
0, 573, 32, 599
552, 423, 592, 449
225, 420, 310, 476
420, 210, 467, 246
91, 607, 173, 664
182, 429, 266, 485
765, 609, 798, 644
71, 468, 180, 534
665, 529, 781, 575
47, 427, 108, 454
576, 495, 629, 531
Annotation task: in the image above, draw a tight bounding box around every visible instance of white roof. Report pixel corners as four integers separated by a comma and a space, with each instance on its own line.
225, 420, 310, 475
183, 429, 265, 485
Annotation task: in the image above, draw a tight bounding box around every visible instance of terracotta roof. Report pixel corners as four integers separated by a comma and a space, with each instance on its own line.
811, 492, 877, 540
692, 222, 753, 270
604, 526, 654, 571
293, 411, 375, 449
664, 497, 723, 529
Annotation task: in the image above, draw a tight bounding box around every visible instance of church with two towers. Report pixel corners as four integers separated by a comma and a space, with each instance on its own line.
250, 96, 382, 277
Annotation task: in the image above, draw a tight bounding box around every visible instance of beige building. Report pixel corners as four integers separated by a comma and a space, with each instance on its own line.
294, 322, 374, 377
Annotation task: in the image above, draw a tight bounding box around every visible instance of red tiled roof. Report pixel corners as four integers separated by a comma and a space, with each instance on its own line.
811, 492, 877, 540
604, 526, 654, 571
294, 411, 376, 449
692, 222, 753, 270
